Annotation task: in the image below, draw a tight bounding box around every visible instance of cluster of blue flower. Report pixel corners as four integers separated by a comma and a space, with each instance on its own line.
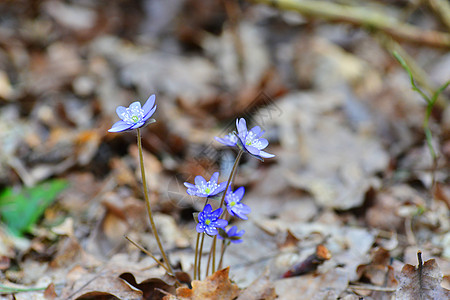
108, 94, 275, 278
185, 118, 275, 244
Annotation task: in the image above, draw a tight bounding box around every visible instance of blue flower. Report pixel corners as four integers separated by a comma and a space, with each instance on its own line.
184, 172, 228, 197
236, 118, 275, 160
225, 187, 251, 220
215, 132, 237, 147
218, 226, 245, 244
196, 204, 228, 235
108, 94, 157, 132
215, 118, 275, 161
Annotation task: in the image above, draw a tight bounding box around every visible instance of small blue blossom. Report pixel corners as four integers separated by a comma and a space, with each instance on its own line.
215, 118, 275, 161
218, 226, 245, 244
196, 204, 228, 235
108, 94, 157, 132
215, 132, 237, 147
225, 187, 251, 220
236, 118, 275, 160
184, 172, 228, 197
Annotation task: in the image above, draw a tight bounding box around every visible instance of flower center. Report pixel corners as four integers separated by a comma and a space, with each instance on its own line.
245, 132, 256, 146
230, 201, 236, 207
199, 181, 218, 195
122, 107, 144, 124
205, 219, 211, 225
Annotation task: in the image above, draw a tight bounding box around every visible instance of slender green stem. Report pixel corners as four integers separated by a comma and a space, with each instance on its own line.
206, 242, 213, 277
194, 232, 200, 280
211, 237, 217, 273
219, 150, 244, 209
209, 149, 244, 272
198, 233, 205, 280
137, 128, 174, 276
218, 240, 228, 270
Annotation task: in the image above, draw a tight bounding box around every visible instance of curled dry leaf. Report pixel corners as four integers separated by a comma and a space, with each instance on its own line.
396, 251, 450, 300
356, 247, 397, 287
283, 244, 331, 278
164, 267, 239, 300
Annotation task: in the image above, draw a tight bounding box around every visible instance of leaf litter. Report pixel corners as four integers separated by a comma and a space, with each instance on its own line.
0, 0, 449, 299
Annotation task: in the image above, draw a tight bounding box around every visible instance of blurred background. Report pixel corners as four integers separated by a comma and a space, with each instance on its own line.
0, 0, 449, 298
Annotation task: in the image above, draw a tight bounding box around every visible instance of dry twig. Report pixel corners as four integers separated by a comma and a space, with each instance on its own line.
248, 0, 450, 48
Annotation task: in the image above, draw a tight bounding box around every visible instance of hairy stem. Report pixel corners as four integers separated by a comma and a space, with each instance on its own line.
218, 240, 227, 270
194, 232, 200, 280
210, 149, 244, 271
198, 233, 205, 280
137, 128, 174, 276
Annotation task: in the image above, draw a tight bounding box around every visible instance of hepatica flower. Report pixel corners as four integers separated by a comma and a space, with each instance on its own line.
214, 132, 237, 147
215, 118, 274, 161
108, 94, 157, 132
218, 226, 245, 244
225, 187, 251, 220
196, 204, 228, 236
236, 118, 275, 160
184, 172, 227, 198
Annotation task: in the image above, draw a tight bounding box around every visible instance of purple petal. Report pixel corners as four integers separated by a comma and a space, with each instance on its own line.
210, 172, 219, 184
108, 120, 133, 132
203, 204, 212, 214
210, 207, 223, 219
196, 223, 205, 233
257, 138, 269, 149
228, 226, 237, 236
233, 211, 248, 220
216, 182, 228, 193
142, 94, 155, 114
186, 189, 197, 196
116, 106, 127, 119
194, 175, 206, 186
214, 219, 228, 229
205, 227, 218, 236
234, 187, 245, 200
246, 145, 260, 155
129, 101, 141, 111
215, 136, 236, 146
256, 129, 266, 139
259, 150, 275, 158
235, 229, 245, 237
130, 121, 145, 129
249, 126, 261, 136
236, 118, 247, 135
184, 182, 196, 188
143, 104, 157, 119
238, 204, 251, 214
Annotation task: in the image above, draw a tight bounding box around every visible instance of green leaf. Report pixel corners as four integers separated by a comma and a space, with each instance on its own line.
0, 179, 68, 236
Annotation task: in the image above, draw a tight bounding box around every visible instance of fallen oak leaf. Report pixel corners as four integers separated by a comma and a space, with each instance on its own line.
163, 267, 239, 300
395, 251, 450, 300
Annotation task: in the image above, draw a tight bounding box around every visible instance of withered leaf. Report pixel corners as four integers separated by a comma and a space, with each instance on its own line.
396, 255, 450, 300
164, 267, 239, 300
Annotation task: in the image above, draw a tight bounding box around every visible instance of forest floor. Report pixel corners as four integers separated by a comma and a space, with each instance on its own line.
0, 0, 449, 299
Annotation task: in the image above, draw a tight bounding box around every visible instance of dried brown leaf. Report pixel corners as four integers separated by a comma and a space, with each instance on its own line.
166, 267, 239, 300
396, 254, 450, 300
